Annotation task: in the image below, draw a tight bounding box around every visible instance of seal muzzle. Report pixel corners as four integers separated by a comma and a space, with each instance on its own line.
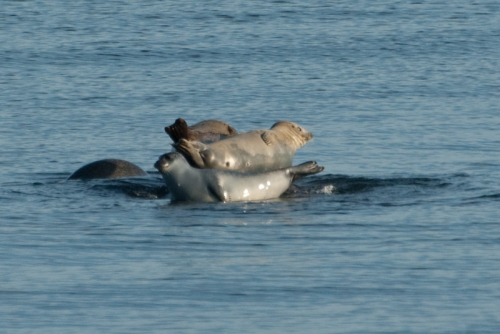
154, 154, 171, 171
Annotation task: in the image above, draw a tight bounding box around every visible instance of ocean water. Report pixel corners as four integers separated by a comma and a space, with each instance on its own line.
1, 1, 500, 333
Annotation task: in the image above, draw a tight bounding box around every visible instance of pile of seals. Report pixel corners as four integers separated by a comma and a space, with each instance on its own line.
69, 118, 324, 203
157, 118, 324, 202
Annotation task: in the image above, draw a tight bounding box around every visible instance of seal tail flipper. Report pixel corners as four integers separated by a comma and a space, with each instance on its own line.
226, 124, 238, 136
165, 118, 192, 143
172, 139, 206, 168
288, 161, 324, 181
207, 184, 227, 202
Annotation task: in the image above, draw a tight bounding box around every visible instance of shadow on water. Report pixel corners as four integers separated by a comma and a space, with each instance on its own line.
289, 173, 464, 195
284, 173, 472, 208
41, 172, 479, 208
67, 176, 168, 199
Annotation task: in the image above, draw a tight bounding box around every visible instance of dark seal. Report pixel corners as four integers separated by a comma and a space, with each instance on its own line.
68, 159, 147, 180
165, 118, 238, 144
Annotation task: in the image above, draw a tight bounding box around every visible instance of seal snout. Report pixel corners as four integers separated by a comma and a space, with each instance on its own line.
154, 154, 170, 171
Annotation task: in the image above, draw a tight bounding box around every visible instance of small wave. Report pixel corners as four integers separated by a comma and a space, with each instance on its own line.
83, 177, 168, 199
469, 193, 500, 201
283, 173, 472, 208
295, 174, 456, 195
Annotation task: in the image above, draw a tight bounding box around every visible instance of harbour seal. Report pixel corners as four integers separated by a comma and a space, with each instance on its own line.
172, 121, 313, 173
154, 152, 324, 203
68, 159, 147, 180
165, 118, 238, 144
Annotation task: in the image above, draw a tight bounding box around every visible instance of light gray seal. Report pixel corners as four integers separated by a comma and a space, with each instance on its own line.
68, 159, 147, 180
154, 152, 324, 203
165, 118, 238, 144
172, 121, 313, 173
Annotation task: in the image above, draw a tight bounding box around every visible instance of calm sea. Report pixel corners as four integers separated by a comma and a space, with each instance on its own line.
1, 1, 499, 333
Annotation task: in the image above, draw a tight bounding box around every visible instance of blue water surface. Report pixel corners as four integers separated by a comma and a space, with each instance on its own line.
1, 1, 500, 333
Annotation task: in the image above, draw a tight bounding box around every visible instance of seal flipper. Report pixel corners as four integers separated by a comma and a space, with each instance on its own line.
172, 139, 208, 168
261, 131, 277, 146
207, 184, 227, 202
165, 118, 193, 143
287, 161, 324, 181
199, 149, 216, 167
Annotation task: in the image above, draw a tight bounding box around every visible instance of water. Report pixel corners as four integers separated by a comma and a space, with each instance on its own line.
1, 1, 500, 332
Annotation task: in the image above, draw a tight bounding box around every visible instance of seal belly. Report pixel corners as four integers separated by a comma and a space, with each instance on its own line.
218, 171, 291, 202
214, 141, 294, 173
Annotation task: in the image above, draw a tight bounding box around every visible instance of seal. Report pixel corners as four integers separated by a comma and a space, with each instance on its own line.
68, 159, 147, 180
172, 121, 313, 173
165, 118, 238, 144
154, 152, 324, 202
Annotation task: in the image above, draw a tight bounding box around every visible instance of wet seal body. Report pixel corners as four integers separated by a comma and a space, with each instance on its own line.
154, 152, 324, 203
172, 121, 313, 173
165, 118, 238, 144
68, 159, 147, 180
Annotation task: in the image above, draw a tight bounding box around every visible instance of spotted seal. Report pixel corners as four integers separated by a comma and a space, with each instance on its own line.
68, 159, 147, 180
172, 121, 313, 173
154, 152, 324, 202
165, 118, 238, 144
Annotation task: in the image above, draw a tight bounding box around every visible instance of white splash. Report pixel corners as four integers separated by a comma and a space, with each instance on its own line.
318, 185, 336, 195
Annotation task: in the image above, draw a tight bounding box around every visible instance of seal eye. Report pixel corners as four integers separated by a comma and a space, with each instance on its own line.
163, 154, 174, 162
